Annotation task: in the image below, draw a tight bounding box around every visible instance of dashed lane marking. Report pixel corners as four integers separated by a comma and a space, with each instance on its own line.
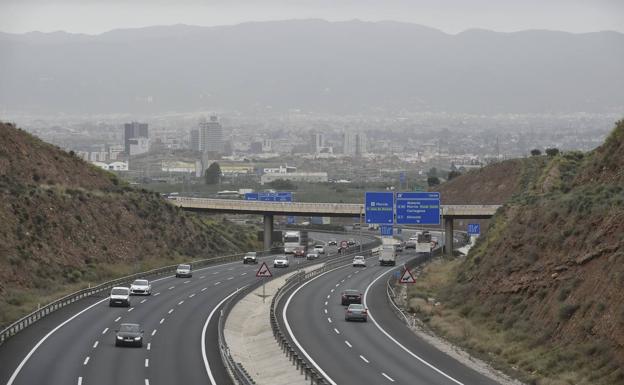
201, 287, 207, 292
189, 294, 196, 298
127, 307, 134, 312
83, 356, 89, 365
77, 377, 83, 385
102, 328, 108, 334
334, 328, 340, 334
114, 317, 121, 322
184, 280, 191, 284
145, 359, 149, 368
154, 292, 160, 296
344, 340, 352, 348
360, 355, 369, 363
168, 309, 174, 314
168, 286, 175, 290
92, 341, 99, 349
327, 317, 333, 323
160, 318, 165, 324
147, 343, 151, 350
382, 373, 395, 382
151, 330, 157, 336
140, 299, 147, 304
178, 300, 184, 305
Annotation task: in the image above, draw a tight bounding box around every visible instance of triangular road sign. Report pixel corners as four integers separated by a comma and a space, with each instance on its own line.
256, 262, 273, 278
399, 267, 416, 284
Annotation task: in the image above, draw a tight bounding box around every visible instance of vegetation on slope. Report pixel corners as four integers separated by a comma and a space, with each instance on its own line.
0, 123, 261, 327
408, 120, 624, 384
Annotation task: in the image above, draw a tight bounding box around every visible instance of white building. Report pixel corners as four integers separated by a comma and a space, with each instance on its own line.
260, 172, 328, 185
263, 165, 297, 174
198, 115, 223, 154
128, 137, 150, 156
91, 161, 128, 171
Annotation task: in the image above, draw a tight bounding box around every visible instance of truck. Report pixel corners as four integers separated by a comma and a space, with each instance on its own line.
283, 230, 308, 254
415, 231, 433, 253
379, 237, 398, 266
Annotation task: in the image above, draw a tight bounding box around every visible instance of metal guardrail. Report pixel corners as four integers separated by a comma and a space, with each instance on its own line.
0, 248, 278, 348
267, 241, 382, 385
216, 232, 380, 385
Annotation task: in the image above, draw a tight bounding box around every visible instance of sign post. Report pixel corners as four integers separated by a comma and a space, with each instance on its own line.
256, 262, 273, 303
395, 192, 441, 225
365, 192, 394, 224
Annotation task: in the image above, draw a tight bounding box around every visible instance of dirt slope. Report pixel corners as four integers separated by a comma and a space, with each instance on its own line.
440, 120, 624, 384
0, 123, 260, 327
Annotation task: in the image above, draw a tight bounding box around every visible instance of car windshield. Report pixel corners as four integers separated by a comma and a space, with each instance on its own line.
354, 256, 364, 260
111, 288, 128, 295
178, 264, 190, 269
133, 280, 148, 285
119, 324, 140, 333
344, 290, 360, 295
245, 252, 256, 257
349, 304, 364, 310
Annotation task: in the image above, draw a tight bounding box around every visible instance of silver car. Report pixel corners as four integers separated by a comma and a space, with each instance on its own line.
130, 279, 151, 295
352, 256, 366, 267
176, 264, 192, 278
273, 256, 289, 268
306, 253, 319, 260
345, 304, 368, 322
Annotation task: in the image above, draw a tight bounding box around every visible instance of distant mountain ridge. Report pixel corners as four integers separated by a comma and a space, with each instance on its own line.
1, 19, 623, 114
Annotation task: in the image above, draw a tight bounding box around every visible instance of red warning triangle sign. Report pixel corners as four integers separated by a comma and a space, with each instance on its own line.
399, 267, 416, 284
256, 262, 273, 278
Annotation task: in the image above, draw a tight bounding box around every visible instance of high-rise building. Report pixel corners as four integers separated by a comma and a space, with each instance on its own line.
311, 133, 324, 154
189, 129, 200, 151
198, 115, 223, 154
343, 131, 357, 155
355, 132, 367, 156
124, 122, 148, 154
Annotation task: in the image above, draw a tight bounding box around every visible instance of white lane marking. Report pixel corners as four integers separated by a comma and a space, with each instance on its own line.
114, 317, 121, 322
102, 328, 109, 334
344, 340, 352, 348
145, 379, 150, 385
6, 296, 109, 385
227, 276, 234, 280
127, 307, 134, 312
178, 300, 184, 305
364, 268, 465, 385
348, 275, 352, 278
200, 276, 205, 279
151, 329, 157, 336
189, 293, 196, 298
241, 272, 247, 276
169, 286, 175, 290
147, 343, 151, 350
201, 287, 207, 292
327, 317, 332, 323
341, 279, 345, 283
215, 282, 221, 286
355, 270, 359, 274
83, 356, 90, 365
360, 355, 369, 363
213, 272, 219, 275
203, 287, 247, 385
77, 377, 83, 385
92, 341, 99, 349
145, 359, 149, 368
334, 328, 340, 334
154, 292, 160, 296
140, 299, 147, 304
184, 280, 191, 284
382, 373, 395, 382
330, 289, 334, 293
168, 308, 174, 314
160, 318, 165, 324
324, 309, 328, 314
326, 294, 330, 299
228, 267, 234, 271
335, 283, 340, 287
324, 301, 328, 306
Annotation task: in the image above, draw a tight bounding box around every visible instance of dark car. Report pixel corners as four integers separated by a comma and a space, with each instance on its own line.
328, 240, 337, 246
115, 323, 144, 347
293, 248, 306, 258
341, 289, 362, 306
345, 304, 368, 322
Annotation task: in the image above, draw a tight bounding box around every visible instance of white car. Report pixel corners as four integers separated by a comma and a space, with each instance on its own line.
175, 264, 192, 278
109, 287, 131, 307
130, 279, 151, 295
352, 256, 366, 267
306, 253, 319, 260
273, 256, 290, 268
313, 245, 325, 254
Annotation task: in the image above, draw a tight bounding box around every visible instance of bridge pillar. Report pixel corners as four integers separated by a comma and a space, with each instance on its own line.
444, 217, 454, 257
263, 214, 274, 251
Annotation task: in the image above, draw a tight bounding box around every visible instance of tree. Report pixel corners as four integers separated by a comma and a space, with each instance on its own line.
427, 167, 438, 178
545, 148, 560, 157
448, 170, 462, 180
530, 149, 541, 156
427, 176, 440, 187
204, 162, 221, 185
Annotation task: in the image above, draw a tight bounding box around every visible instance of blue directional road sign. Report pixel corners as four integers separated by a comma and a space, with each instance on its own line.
467, 223, 480, 235
287, 216, 296, 225
395, 192, 441, 225
258, 192, 293, 202
244, 193, 259, 201
399, 172, 406, 185
380, 225, 393, 236
365, 192, 394, 224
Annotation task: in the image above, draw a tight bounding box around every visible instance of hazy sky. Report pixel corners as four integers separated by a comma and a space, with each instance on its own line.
1, 0, 623, 34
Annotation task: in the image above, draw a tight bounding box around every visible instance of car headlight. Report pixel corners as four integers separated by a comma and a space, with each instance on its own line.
117, 336, 123, 340
134, 337, 141, 341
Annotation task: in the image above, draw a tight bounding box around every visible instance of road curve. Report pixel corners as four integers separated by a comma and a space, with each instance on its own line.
281, 250, 501, 385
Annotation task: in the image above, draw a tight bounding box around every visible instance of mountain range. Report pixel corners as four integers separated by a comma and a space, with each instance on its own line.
1, 19, 623, 114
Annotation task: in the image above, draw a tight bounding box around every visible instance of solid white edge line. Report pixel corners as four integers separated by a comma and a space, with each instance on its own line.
363, 267, 465, 385
202, 287, 247, 385
6, 297, 109, 385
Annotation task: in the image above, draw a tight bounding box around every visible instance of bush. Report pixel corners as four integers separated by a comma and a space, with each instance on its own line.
559, 303, 580, 320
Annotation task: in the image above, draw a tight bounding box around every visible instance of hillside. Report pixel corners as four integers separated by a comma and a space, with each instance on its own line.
411, 120, 624, 384
0, 122, 260, 327
1, 20, 623, 114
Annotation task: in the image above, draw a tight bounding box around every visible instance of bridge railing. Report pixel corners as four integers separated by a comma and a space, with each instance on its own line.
0, 248, 275, 348
171, 197, 362, 214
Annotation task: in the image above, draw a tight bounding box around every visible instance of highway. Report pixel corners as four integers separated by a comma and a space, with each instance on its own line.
0, 231, 371, 385
280, 249, 501, 385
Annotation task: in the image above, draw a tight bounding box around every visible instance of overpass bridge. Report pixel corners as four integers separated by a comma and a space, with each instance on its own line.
170, 197, 501, 256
